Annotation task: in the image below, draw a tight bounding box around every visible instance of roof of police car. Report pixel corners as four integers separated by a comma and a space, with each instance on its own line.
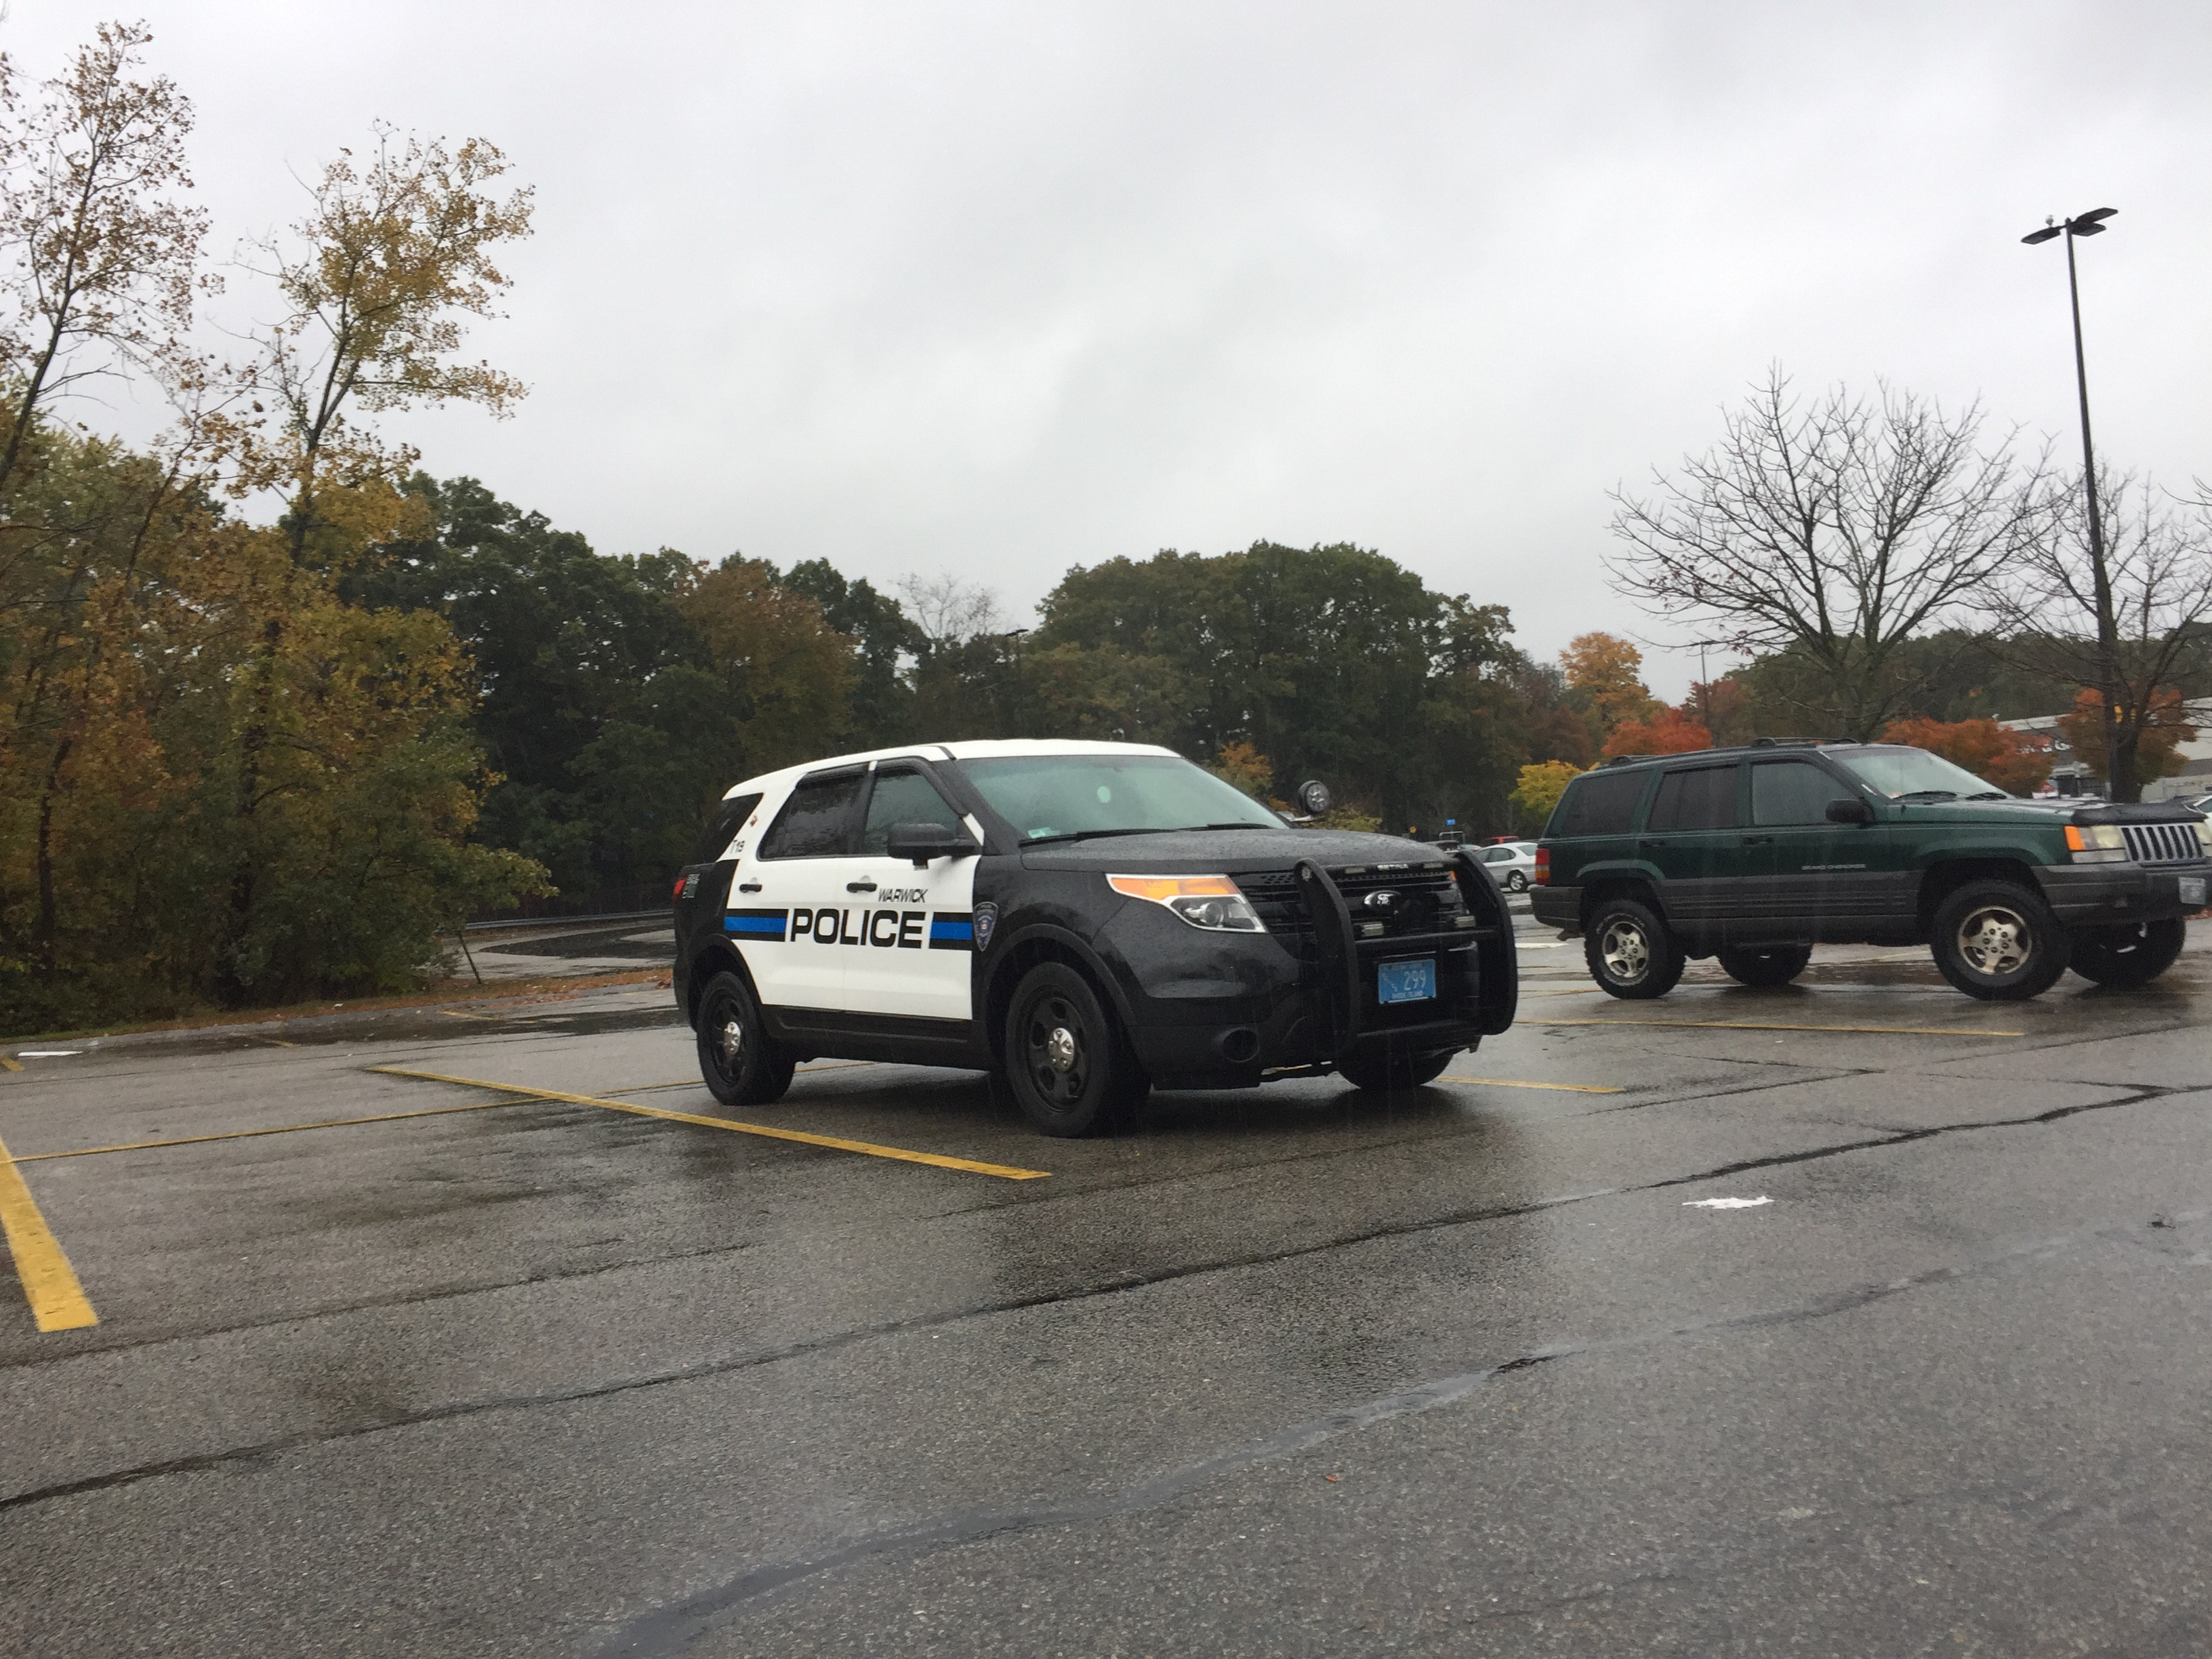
720, 738, 1181, 799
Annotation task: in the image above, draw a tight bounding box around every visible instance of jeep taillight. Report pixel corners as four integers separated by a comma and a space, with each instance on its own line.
1534, 846, 1550, 886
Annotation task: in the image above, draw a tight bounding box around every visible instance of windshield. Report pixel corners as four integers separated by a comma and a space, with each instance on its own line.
956, 753, 1283, 842
1831, 745, 2007, 801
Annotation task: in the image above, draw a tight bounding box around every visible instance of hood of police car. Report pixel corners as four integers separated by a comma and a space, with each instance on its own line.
1017, 827, 1450, 872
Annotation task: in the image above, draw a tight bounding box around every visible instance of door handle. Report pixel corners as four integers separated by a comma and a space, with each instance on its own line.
846, 880, 877, 893
1741, 835, 1772, 846
737, 881, 762, 893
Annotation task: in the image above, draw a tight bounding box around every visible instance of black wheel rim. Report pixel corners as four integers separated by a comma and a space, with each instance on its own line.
1021, 991, 1091, 1111
701, 989, 746, 1087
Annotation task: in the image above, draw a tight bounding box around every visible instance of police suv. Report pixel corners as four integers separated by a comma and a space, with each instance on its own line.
670, 740, 1518, 1135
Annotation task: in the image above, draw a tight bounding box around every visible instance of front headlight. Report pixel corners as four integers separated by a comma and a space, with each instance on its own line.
2066, 825, 2126, 851
2196, 819, 2212, 851
1107, 874, 1266, 932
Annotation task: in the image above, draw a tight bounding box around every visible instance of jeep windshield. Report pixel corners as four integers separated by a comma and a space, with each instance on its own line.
957, 754, 1282, 842
1830, 745, 2008, 802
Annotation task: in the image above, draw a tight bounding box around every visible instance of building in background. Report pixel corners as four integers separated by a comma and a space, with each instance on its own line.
1999, 698, 2212, 802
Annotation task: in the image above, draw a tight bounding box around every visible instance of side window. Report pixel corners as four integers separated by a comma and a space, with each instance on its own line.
1551, 769, 1649, 838
1753, 762, 1843, 826
758, 771, 865, 859
862, 768, 964, 855
1647, 764, 1740, 832
690, 792, 762, 865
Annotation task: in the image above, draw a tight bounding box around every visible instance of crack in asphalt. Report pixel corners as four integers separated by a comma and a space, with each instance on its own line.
584, 1214, 2185, 1656
4, 1078, 2196, 1517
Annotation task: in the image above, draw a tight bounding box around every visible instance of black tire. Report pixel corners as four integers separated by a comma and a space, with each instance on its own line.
1002, 962, 1147, 1136
1718, 943, 1813, 988
695, 970, 796, 1106
1584, 896, 1685, 999
2068, 918, 2186, 988
1929, 880, 2070, 1002
1336, 1047, 1457, 1093
1504, 870, 1529, 893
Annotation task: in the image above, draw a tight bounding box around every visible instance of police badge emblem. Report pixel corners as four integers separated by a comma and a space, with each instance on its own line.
972, 901, 998, 953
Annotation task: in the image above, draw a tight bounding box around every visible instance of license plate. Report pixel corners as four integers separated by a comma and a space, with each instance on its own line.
1377, 958, 1435, 1004
2182, 876, 2207, 907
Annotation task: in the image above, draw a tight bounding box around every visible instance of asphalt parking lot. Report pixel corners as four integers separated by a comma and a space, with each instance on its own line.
5, 913, 2212, 1657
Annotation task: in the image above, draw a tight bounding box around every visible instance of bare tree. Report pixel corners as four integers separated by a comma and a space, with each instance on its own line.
895, 571, 1000, 649
1607, 369, 2047, 740
1982, 472, 2212, 800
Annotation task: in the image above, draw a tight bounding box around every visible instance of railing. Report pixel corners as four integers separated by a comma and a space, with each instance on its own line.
468, 881, 676, 930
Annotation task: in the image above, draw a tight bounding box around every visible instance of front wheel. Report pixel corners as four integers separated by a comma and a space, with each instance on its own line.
695, 970, 796, 1106
1929, 880, 2069, 1001
2068, 919, 2186, 988
1336, 1048, 1457, 1093
1002, 962, 1147, 1136
1584, 896, 1685, 1000
1718, 943, 1812, 987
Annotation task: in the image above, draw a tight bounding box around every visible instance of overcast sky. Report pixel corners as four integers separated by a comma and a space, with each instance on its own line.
10, 1, 2211, 697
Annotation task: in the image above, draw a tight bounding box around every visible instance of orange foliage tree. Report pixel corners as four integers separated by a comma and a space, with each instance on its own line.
2053, 689, 2196, 795
1878, 717, 2051, 795
1603, 707, 1713, 758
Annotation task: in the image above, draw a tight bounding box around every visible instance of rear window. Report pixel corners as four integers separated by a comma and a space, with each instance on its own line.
690, 792, 762, 864
759, 771, 866, 859
1549, 769, 1649, 838
1648, 764, 1739, 832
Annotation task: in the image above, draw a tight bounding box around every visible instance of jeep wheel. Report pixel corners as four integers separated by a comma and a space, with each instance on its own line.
1503, 871, 1529, 893
695, 970, 796, 1107
1337, 1048, 1457, 1093
1584, 897, 1685, 1000
2068, 919, 2186, 988
1003, 962, 1147, 1136
1718, 944, 1813, 988
1930, 880, 2069, 1001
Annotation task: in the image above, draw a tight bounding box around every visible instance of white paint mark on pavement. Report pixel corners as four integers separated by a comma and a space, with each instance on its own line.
1684, 1195, 1773, 1210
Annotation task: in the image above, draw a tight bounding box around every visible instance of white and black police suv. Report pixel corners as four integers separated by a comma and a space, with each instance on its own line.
670, 740, 1519, 1136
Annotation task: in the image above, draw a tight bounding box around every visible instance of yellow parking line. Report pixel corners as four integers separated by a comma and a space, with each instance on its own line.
1439, 1076, 1624, 1093
371, 1067, 1051, 1182
0, 1132, 97, 1331
0, 1055, 20, 1072
441, 1008, 499, 1022
1523, 1018, 2024, 1038
12, 1096, 541, 1164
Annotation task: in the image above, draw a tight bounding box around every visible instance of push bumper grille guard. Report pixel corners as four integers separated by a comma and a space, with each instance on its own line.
1293, 853, 1519, 1060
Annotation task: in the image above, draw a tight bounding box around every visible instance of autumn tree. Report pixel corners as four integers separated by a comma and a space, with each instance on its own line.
1980, 474, 2212, 801
1510, 759, 1582, 831
1602, 707, 1712, 758
1559, 632, 1658, 735
1879, 716, 2051, 795
2055, 689, 2195, 797
1609, 368, 2046, 741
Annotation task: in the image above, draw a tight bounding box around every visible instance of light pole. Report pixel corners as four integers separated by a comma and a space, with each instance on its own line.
2021, 206, 2121, 795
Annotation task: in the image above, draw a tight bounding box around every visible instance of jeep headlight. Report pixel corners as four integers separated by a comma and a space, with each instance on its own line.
1107, 874, 1266, 933
2196, 819, 2212, 851
2066, 823, 2128, 863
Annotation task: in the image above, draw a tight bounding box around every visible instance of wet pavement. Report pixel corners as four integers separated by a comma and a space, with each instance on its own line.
5, 916, 2212, 1656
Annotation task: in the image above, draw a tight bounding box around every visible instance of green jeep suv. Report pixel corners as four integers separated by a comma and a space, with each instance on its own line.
1531, 741, 2211, 1002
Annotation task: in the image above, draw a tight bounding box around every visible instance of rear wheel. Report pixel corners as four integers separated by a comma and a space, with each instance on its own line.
1584, 896, 1684, 1000
1718, 943, 1813, 987
1930, 880, 2069, 1001
2068, 918, 2186, 987
1336, 1048, 1457, 1093
695, 970, 796, 1107
1002, 962, 1147, 1136
1503, 870, 1530, 893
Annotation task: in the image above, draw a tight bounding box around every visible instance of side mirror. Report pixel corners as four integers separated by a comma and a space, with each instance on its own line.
886, 821, 981, 867
1825, 797, 1876, 825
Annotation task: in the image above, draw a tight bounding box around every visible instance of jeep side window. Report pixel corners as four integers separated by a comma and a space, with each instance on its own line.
1647, 765, 1739, 832
1751, 762, 1841, 826
862, 769, 965, 855
1551, 769, 1647, 837
758, 771, 866, 859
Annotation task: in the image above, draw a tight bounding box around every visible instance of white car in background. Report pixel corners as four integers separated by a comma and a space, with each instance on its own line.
1473, 840, 1538, 892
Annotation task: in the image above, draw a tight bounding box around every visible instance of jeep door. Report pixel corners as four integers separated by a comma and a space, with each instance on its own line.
1638, 761, 1748, 943
845, 762, 979, 1024
1743, 757, 1910, 939
739, 766, 870, 1011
